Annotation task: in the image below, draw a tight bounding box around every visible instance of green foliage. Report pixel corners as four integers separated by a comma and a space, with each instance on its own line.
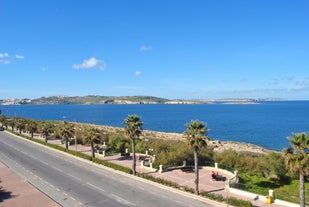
137, 173, 178, 188
149, 139, 192, 168
226, 197, 253, 207
214, 149, 239, 167
200, 192, 225, 202
108, 134, 130, 152
260, 152, 287, 179
214, 150, 287, 179
135, 139, 148, 153
93, 158, 132, 174
184, 120, 208, 151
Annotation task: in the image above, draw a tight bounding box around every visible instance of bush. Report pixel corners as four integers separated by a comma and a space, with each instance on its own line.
109, 134, 130, 152
93, 158, 132, 174
137, 173, 178, 188
226, 197, 253, 207
200, 191, 225, 202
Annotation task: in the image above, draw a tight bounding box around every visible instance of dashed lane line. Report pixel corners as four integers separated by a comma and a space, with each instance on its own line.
86, 182, 105, 192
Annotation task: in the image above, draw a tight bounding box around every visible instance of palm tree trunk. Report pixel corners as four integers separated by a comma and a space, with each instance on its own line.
91, 143, 95, 159
65, 139, 69, 152
132, 139, 136, 175
194, 149, 199, 195
45, 135, 48, 143
300, 171, 305, 207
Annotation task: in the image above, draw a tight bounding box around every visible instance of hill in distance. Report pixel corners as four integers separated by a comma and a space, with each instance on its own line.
0, 95, 280, 105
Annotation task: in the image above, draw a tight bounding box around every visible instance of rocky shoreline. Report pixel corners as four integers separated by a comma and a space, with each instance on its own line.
79, 122, 275, 155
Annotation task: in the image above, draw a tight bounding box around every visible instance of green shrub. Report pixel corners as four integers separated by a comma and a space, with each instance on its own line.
109, 134, 130, 152
93, 158, 132, 174
200, 192, 225, 202
226, 197, 253, 207
137, 173, 178, 188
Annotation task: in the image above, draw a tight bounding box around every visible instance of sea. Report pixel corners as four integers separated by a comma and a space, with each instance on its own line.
1, 101, 309, 151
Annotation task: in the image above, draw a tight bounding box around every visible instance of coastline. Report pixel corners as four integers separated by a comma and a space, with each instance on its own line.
78, 122, 275, 155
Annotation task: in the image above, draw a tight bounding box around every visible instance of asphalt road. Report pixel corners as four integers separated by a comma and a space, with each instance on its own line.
0, 131, 220, 207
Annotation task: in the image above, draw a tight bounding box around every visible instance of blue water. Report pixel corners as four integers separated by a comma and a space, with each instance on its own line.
1, 101, 309, 151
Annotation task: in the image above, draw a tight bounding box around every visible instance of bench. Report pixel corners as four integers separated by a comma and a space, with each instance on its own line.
180, 166, 194, 172
213, 174, 226, 181
120, 152, 130, 157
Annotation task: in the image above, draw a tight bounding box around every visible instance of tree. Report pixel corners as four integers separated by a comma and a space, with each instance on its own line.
124, 115, 143, 175
184, 120, 208, 195
83, 127, 101, 159
1, 116, 9, 129
26, 120, 38, 139
0, 115, 6, 127
59, 121, 75, 152
39, 121, 54, 142
284, 132, 309, 207
15, 118, 26, 135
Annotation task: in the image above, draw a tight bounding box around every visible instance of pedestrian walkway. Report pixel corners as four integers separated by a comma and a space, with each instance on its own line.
0, 162, 60, 207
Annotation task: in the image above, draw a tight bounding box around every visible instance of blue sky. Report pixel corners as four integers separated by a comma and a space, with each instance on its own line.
1, 0, 308, 100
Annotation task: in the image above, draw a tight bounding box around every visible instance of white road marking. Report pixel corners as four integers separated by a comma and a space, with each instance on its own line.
86, 182, 105, 192
52, 166, 63, 172
109, 194, 136, 207
39, 160, 49, 165
68, 174, 81, 181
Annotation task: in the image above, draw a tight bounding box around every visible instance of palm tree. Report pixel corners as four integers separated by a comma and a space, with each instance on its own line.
59, 121, 75, 152
26, 120, 38, 139
124, 115, 143, 175
184, 120, 208, 195
284, 132, 309, 207
39, 121, 54, 142
83, 127, 101, 159
0, 114, 6, 127
15, 118, 26, 135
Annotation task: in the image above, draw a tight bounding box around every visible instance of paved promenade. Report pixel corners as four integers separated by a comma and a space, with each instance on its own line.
0, 162, 60, 207
1, 134, 294, 207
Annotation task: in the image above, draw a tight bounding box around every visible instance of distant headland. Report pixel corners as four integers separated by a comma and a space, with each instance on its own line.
0, 95, 285, 105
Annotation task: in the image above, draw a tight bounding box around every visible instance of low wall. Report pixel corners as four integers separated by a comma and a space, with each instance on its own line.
273, 199, 299, 207
229, 187, 266, 201
229, 188, 300, 207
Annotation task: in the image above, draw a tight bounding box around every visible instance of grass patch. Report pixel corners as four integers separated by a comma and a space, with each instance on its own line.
237, 172, 309, 205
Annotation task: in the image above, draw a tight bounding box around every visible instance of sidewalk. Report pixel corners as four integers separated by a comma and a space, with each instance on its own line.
0, 162, 60, 207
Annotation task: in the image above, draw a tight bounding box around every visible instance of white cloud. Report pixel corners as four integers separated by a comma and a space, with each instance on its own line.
1, 52, 24, 64
72, 57, 106, 70
0, 52, 10, 64
139, 45, 152, 52
0, 52, 9, 58
135, 71, 142, 76
16, 54, 24, 59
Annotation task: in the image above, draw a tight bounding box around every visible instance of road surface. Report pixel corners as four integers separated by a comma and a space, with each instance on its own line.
0, 131, 221, 207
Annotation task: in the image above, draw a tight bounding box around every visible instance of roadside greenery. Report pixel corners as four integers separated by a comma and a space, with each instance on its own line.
1, 115, 308, 205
